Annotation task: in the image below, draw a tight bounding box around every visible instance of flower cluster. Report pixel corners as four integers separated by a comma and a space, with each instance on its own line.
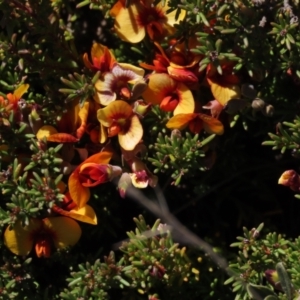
1, 0, 244, 258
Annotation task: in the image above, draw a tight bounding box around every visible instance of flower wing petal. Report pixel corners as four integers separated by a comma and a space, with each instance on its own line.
166, 113, 197, 130
199, 113, 224, 135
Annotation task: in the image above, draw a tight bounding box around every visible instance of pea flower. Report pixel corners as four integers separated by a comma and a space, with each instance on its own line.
97, 100, 143, 151
94, 63, 145, 106
278, 170, 300, 191
110, 0, 186, 43
83, 42, 116, 72
142, 73, 194, 115
4, 217, 81, 257
68, 151, 119, 208
140, 41, 200, 83
166, 113, 224, 135
128, 158, 158, 188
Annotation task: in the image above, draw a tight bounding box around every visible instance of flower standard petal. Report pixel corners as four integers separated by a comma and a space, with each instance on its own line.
43, 217, 81, 250
97, 100, 133, 127
110, 0, 146, 43
143, 73, 176, 105
4, 219, 42, 256
166, 113, 197, 130
173, 82, 195, 115
118, 114, 143, 151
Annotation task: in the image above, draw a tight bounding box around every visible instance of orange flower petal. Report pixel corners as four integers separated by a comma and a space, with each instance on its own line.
143, 73, 176, 105
167, 66, 198, 83
118, 114, 143, 151
173, 82, 195, 115
4, 219, 42, 256
14, 84, 29, 99
43, 217, 81, 250
199, 114, 224, 135
83, 53, 94, 69
111, 1, 146, 43
76, 100, 89, 138
68, 170, 91, 208
97, 100, 133, 127
47, 133, 78, 143
166, 113, 197, 130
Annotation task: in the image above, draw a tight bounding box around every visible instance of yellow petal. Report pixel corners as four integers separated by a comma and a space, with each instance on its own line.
118, 63, 145, 78
4, 219, 42, 256
99, 123, 108, 144
70, 205, 97, 225
210, 82, 241, 106
166, 113, 196, 130
118, 114, 143, 151
14, 84, 29, 99
143, 73, 176, 105
173, 83, 195, 115
160, 0, 186, 26
91, 43, 105, 58
83, 53, 94, 69
43, 217, 81, 250
111, 1, 146, 43
97, 100, 133, 127
55, 205, 97, 225
36, 125, 58, 140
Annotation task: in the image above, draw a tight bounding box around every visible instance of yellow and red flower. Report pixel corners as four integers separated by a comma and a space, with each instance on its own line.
83, 43, 116, 72
128, 158, 158, 188
142, 73, 194, 115
278, 170, 300, 192
110, 0, 186, 43
4, 217, 81, 257
97, 100, 143, 151
166, 113, 224, 135
140, 41, 200, 83
68, 150, 118, 208
94, 63, 145, 106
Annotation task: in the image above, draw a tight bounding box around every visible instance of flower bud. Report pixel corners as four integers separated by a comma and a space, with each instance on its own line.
278, 170, 300, 191
265, 270, 282, 291
133, 100, 151, 117
118, 172, 132, 198
251, 98, 265, 111
263, 104, 274, 117
241, 84, 257, 99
